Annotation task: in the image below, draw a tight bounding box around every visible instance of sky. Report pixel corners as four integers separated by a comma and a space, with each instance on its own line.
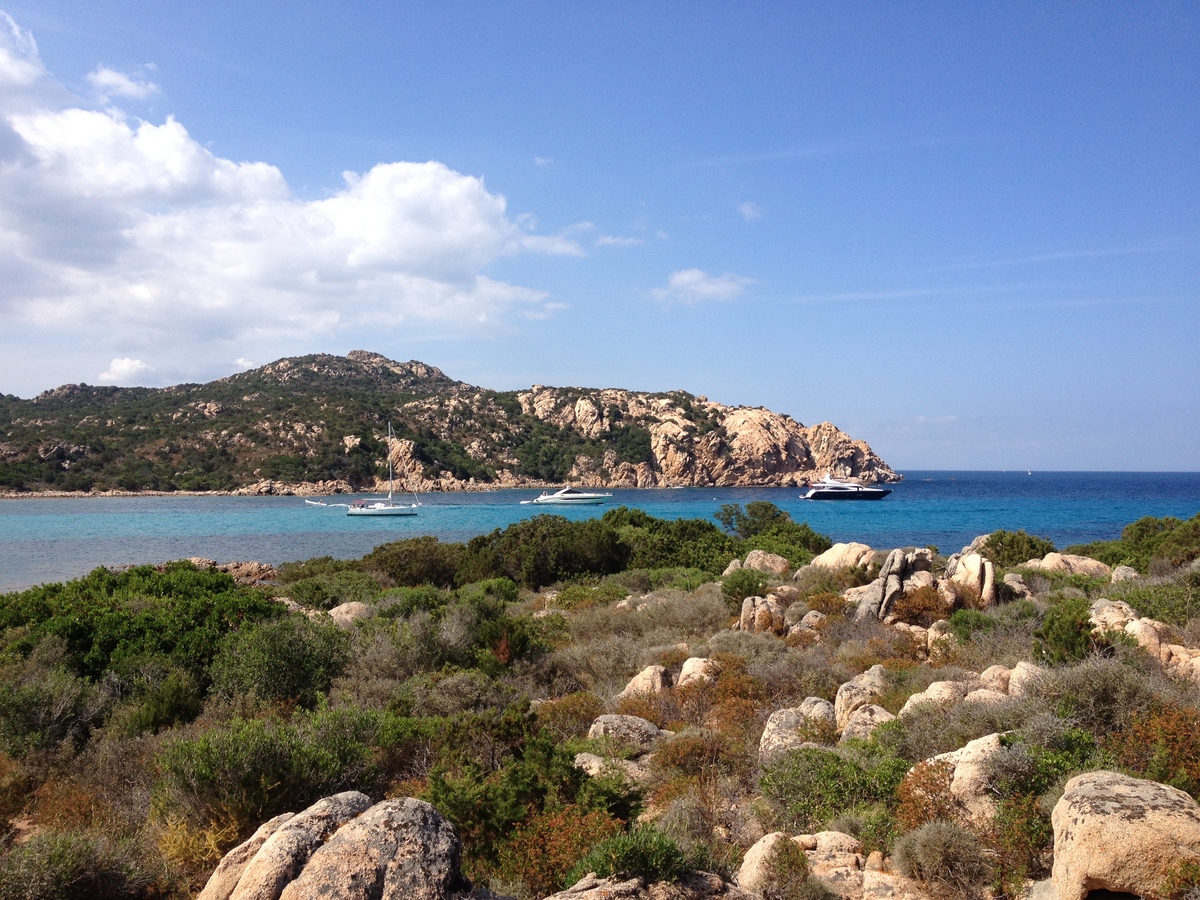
0, 2, 1196, 472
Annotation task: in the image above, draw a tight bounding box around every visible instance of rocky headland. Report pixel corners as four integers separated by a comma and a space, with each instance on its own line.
0, 351, 898, 495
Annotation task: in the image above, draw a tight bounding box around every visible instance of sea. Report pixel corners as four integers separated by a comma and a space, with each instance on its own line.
1, 471, 1198, 594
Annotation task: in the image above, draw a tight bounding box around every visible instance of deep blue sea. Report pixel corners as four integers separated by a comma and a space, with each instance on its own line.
1, 471, 1198, 593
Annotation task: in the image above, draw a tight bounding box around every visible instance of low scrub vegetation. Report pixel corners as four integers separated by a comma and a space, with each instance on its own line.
0, 509, 1198, 898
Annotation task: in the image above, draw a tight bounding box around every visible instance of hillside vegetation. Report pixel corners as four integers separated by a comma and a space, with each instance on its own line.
0, 351, 898, 493
0, 508, 1197, 898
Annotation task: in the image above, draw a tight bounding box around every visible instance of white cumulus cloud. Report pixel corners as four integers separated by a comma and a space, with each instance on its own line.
0, 15, 583, 392
99, 357, 151, 383
86, 65, 159, 101
651, 268, 754, 304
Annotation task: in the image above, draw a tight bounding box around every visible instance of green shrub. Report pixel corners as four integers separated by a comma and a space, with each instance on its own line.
1105, 703, 1200, 797
1107, 569, 1200, 627
552, 582, 629, 611
154, 707, 433, 836
981, 530, 1056, 568
457, 516, 630, 590
1033, 598, 1110, 665
0, 640, 105, 756
721, 568, 769, 610
604, 508, 738, 574
893, 821, 991, 896
209, 615, 351, 708
0, 563, 280, 685
1024, 655, 1163, 733
361, 536, 463, 587
0, 830, 160, 900
760, 746, 908, 833
285, 570, 381, 610
564, 826, 687, 885
1067, 512, 1200, 573
376, 584, 449, 618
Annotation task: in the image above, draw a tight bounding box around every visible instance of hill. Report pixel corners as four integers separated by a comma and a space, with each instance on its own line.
0, 351, 899, 493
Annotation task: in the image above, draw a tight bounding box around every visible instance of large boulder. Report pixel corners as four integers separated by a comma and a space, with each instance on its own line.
1023, 552, 1112, 579
217, 791, 374, 900
758, 698, 837, 764
617, 665, 673, 699
279, 798, 469, 900
1006, 660, 1045, 699
946, 552, 997, 607
736, 832, 795, 895
744, 550, 791, 578
810, 542, 874, 570
839, 704, 895, 743
897, 680, 971, 718
739, 595, 787, 635
546, 871, 752, 899
198, 814, 295, 900
199, 794, 475, 900
919, 733, 1005, 831
1051, 771, 1200, 900
678, 657, 720, 688
587, 714, 663, 754
834, 665, 887, 730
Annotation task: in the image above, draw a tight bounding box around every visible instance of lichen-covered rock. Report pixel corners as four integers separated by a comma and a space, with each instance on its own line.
1111, 565, 1140, 583
897, 680, 970, 718
839, 704, 895, 743
224, 791, 374, 900
617, 665, 673, 699
573, 752, 652, 785
678, 657, 720, 688
279, 798, 469, 900
736, 832, 793, 895
759, 698, 837, 763
546, 871, 752, 899
198, 814, 294, 900
739, 595, 787, 635
1006, 660, 1045, 698
920, 733, 1005, 831
587, 714, 664, 753
979, 664, 1012, 694
834, 665, 887, 730
1051, 771, 1200, 900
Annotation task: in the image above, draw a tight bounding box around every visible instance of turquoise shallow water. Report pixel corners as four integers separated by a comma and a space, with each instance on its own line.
1, 471, 1198, 592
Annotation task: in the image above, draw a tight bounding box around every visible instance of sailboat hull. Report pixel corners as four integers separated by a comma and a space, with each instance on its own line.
346, 504, 418, 516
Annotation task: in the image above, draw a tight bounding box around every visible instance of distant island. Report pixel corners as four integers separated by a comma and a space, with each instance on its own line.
0, 351, 899, 495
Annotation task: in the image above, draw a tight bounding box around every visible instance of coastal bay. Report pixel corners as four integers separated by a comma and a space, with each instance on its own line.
4, 471, 1198, 593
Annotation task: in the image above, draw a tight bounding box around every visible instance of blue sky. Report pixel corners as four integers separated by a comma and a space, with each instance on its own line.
0, 2, 1196, 471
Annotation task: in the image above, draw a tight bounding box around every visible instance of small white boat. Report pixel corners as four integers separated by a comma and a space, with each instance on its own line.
800, 476, 892, 501
520, 487, 613, 505
346, 423, 421, 517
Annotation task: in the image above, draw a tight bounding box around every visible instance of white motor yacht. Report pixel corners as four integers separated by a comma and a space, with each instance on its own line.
800, 476, 892, 501
520, 487, 613, 505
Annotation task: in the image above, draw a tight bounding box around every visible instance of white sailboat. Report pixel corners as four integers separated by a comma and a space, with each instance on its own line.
346, 423, 420, 517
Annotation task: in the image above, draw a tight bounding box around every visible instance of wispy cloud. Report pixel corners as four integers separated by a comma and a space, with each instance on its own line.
534, 155, 554, 167
651, 268, 754, 304
737, 202, 761, 222
597, 235, 643, 248
929, 241, 1181, 273
86, 65, 159, 101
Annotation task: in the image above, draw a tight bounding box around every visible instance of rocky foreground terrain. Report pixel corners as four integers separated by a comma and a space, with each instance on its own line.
0, 351, 897, 493
2, 510, 1197, 899
193, 530, 1200, 900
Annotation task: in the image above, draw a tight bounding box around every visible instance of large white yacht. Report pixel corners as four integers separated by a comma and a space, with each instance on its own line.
520, 487, 613, 505
800, 476, 892, 501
